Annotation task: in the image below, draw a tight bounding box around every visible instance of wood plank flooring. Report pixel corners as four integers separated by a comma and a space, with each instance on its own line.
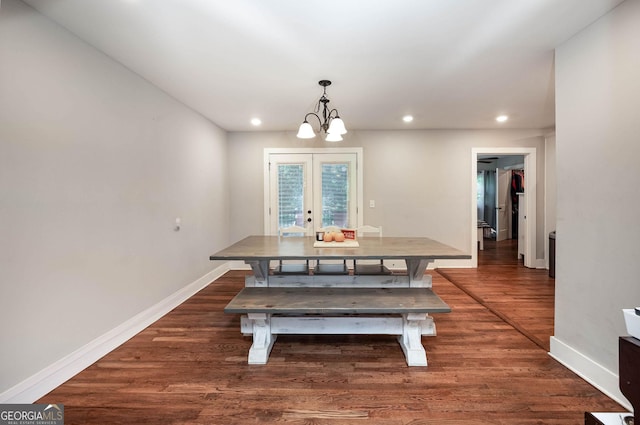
438, 239, 555, 351
38, 243, 623, 424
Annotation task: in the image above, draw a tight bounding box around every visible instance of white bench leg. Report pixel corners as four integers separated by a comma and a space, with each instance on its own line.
247, 313, 276, 364
398, 313, 428, 366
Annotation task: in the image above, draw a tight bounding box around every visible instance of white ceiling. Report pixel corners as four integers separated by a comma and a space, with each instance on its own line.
22, 0, 624, 132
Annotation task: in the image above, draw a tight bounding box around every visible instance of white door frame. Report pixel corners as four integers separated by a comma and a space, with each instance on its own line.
471, 147, 537, 268
264, 147, 364, 235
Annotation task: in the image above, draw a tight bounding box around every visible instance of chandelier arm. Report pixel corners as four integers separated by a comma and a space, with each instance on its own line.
327, 108, 340, 119
304, 112, 323, 130
320, 108, 339, 133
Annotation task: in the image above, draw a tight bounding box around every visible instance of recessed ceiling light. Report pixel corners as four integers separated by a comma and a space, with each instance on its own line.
496, 115, 508, 123
250, 118, 262, 126
402, 115, 414, 123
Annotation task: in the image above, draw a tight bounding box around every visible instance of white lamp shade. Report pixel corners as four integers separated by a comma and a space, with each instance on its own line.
325, 132, 343, 142
327, 117, 347, 135
296, 121, 316, 139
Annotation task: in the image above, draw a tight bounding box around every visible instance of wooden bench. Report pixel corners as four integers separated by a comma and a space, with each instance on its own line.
224, 287, 451, 366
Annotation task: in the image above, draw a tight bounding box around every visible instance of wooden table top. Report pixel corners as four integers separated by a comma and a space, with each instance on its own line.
210, 235, 470, 261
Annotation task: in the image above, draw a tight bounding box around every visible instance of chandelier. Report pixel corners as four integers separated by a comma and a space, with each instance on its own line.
296, 80, 347, 142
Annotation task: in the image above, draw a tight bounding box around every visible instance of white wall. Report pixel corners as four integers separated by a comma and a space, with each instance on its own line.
553, 0, 640, 407
228, 129, 547, 261
0, 0, 229, 396
545, 133, 557, 270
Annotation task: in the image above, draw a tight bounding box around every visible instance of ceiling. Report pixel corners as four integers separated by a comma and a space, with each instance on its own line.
21, 0, 624, 132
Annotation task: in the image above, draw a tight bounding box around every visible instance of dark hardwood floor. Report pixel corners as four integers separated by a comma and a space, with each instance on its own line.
39, 240, 623, 424
438, 239, 554, 351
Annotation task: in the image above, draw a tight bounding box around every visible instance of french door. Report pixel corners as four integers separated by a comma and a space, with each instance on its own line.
267, 152, 358, 235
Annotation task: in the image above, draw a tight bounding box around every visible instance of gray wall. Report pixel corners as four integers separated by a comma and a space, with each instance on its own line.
554, 0, 640, 382
228, 129, 547, 259
545, 133, 557, 270
0, 0, 230, 394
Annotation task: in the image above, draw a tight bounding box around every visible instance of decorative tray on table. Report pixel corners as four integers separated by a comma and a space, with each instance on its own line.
313, 240, 359, 248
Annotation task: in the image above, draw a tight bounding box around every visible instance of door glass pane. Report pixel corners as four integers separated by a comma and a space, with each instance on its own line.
321, 163, 349, 228
278, 164, 305, 229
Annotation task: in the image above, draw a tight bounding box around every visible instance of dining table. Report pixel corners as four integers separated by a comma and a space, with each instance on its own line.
210, 235, 470, 366
210, 235, 469, 287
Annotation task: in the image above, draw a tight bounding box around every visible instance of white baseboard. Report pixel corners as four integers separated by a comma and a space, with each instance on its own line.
549, 336, 632, 411
433, 258, 474, 269
0, 263, 230, 404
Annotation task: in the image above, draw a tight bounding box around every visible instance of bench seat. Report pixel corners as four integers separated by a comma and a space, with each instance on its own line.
224, 287, 450, 366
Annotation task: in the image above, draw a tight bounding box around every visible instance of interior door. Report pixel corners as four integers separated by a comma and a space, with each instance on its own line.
496, 168, 510, 241
268, 153, 357, 235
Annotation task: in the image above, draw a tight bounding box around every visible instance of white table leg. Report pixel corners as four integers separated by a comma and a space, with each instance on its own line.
405, 259, 432, 288
398, 313, 428, 366
247, 313, 276, 364
245, 260, 270, 287
477, 228, 484, 250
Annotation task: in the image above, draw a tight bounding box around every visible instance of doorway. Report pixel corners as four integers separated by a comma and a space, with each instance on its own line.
471, 148, 536, 268
477, 156, 524, 242
264, 148, 363, 235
